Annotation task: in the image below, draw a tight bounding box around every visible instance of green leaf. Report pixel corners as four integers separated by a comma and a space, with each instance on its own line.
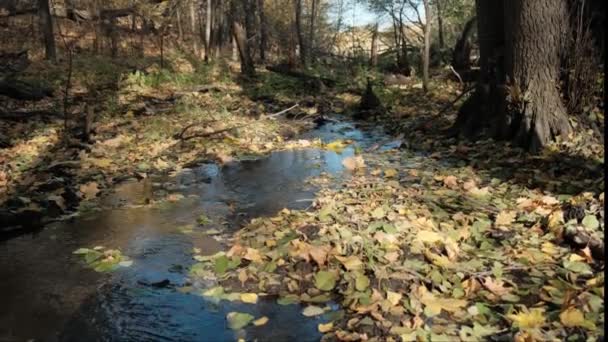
582, 215, 599, 230
563, 260, 593, 275
277, 294, 300, 305
197, 214, 212, 225
73, 248, 92, 254
226, 312, 254, 330
314, 271, 337, 291
355, 272, 370, 291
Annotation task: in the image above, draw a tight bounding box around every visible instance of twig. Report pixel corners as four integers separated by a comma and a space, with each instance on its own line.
176, 119, 219, 139
265, 103, 299, 119
436, 85, 475, 116
449, 65, 464, 90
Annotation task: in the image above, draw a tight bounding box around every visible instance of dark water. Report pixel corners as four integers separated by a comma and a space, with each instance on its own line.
0, 120, 394, 342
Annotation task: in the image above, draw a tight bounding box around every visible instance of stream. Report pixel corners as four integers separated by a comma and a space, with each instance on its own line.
0, 119, 398, 342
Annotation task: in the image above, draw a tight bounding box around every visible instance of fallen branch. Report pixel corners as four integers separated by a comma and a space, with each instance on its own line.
264, 103, 299, 119
179, 104, 299, 141
436, 85, 475, 117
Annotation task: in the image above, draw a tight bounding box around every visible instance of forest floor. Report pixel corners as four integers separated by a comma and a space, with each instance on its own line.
1, 54, 604, 341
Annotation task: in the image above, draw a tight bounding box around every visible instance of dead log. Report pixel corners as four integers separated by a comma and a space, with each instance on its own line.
265, 65, 336, 88
0, 79, 53, 100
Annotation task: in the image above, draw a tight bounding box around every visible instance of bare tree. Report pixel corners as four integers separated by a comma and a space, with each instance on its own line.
422, 0, 431, 92
38, 0, 56, 61
294, 0, 306, 66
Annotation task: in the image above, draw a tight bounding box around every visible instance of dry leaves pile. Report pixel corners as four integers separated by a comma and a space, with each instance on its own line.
188, 142, 603, 341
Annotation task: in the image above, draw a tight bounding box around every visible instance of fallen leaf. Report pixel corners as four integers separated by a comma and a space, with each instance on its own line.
443, 175, 458, 188
79, 182, 99, 200
315, 271, 337, 291
507, 308, 546, 329
335, 255, 363, 271
386, 291, 402, 306
226, 312, 254, 330
342, 156, 365, 170
309, 245, 330, 266
302, 305, 325, 317
240, 293, 258, 304
495, 210, 516, 227
253, 316, 269, 326
318, 322, 333, 333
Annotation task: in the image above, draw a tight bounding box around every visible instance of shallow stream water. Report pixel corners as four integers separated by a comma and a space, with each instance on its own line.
0, 120, 397, 342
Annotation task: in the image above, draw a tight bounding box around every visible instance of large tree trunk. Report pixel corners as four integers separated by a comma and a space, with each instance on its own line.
176, 5, 184, 41
370, 23, 378, 67
422, 0, 432, 92
308, 0, 317, 60
435, 0, 445, 49
451, 16, 476, 74
38, 0, 56, 62
504, 0, 571, 151
451, 0, 505, 138
294, 0, 306, 67
232, 21, 255, 77
190, 0, 200, 57
258, 0, 267, 61
205, 0, 212, 61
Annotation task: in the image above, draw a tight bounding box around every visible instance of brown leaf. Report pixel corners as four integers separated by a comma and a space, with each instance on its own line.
79, 182, 99, 200
342, 156, 365, 170
443, 175, 458, 188
309, 245, 331, 266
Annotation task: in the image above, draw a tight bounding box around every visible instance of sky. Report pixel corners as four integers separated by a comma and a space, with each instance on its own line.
328, 0, 425, 30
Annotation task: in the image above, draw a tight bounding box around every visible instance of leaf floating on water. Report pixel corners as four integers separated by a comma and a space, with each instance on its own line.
318, 322, 333, 333
302, 305, 325, 317
240, 293, 258, 304
253, 316, 269, 326
197, 214, 212, 225
226, 312, 254, 330
277, 295, 299, 305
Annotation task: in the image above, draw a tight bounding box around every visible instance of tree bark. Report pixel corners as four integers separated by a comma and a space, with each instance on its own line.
435, 0, 445, 49
451, 0, 505, 138
503, 0, 571, 151
38, 0, 56, 62
294, 0, 306, 67
451, 16, 476, 73
308, 0, 317, 60
422, 0, 432, 92
176, 5, 184, 41
233, 21, 256, 76
190, 0, 199, 56
370, 23, 378, 67
205, 0, 212, 61
258, 0, 267, 61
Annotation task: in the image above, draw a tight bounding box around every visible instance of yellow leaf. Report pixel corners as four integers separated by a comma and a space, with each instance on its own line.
417, 286, 466, 316
495, 210, 516, 227
318, 322, 333, 333
253, 316, 269, 326
238, 269, 248, 285
507, 308, 546, 329
560, 307, 585, 328
243, 248, 264, 263
416, 230, 443, 244
240, 293, 258, 304
386, 291, 402, 306
384, 168, 398, 178
335, 255, 364, 270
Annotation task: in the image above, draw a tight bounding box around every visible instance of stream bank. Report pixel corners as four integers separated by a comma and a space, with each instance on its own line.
0, 118, 394, 341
